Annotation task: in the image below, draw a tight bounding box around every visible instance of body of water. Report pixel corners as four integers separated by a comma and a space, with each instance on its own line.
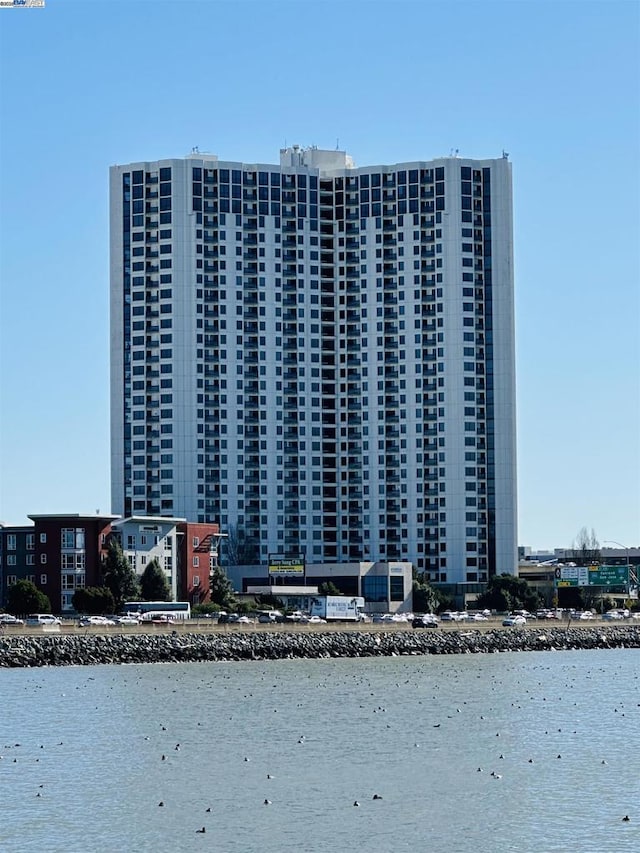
1, 648, 638, 852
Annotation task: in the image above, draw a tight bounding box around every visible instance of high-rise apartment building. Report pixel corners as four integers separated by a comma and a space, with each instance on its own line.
110, 146, 517, 586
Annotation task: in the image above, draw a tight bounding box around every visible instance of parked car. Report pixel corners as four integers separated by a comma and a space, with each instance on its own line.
114, 614, 141, 625
440, 611, 465, 622
26, 614, 62, 626
502, 615, 527, 627
285, 611, 304, 622
140, 614, 176, 625
512, 610, 536, 620
0, 614, 25, 626
78, 615, 116, 627
307, 615, 327, 624
257, 611, 284, 624
603, 610, 625, 621
412, 614, 439, 629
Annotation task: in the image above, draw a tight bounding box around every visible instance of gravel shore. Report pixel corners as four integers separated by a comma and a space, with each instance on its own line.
1, 625, 639, 668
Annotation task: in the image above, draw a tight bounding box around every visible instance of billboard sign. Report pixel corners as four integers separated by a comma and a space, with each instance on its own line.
268, 556, 305, 577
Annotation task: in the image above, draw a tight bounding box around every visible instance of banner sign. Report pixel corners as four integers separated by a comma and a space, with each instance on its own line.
268, 556, 305, 577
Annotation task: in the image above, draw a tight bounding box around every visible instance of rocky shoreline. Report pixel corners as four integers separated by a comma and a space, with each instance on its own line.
1, 626, 640, 668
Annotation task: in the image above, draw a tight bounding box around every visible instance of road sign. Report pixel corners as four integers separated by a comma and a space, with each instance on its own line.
587, 564, 629, 587
554, 564, 629, 588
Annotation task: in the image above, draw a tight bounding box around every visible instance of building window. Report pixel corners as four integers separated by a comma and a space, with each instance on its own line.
40, 533, 47, 543
193, 575, 200, 587
390, 577, 404, 601
6, 574, 16, 585
62, 553, 85, 570
40, 574, 47, 585
26, 554, 34, 566
127, 534, 136, 549
7, 555, 16, 566
41, 554, 47, 564
7, 535, 16, 550
192, 536, 200, 547
61, 528, 75, 549
26, 534, 35, 550
193, 556, 200, 568
362, 575, 387, 603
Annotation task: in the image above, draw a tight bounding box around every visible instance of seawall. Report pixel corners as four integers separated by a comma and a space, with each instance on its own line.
1, 626, 640, 668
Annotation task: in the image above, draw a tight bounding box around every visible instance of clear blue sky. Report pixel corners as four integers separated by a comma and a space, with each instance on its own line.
1, 0, 638, 551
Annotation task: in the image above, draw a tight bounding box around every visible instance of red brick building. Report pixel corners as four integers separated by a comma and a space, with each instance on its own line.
1, 514, 223, 614
28, 514, 118, 612
181, 522, 221, 605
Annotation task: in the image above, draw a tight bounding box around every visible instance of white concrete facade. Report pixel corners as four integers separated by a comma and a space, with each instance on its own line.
110, 148, 517, 587
110, 516, 182, 601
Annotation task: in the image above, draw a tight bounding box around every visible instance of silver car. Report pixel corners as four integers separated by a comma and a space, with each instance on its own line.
0, 614, 25, 626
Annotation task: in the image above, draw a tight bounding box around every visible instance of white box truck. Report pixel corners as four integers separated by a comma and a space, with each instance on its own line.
309, 596, 366, 622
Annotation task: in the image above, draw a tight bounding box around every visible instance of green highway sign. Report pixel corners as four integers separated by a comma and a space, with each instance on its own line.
555, 564, 629, 588
587, 564, 629, 587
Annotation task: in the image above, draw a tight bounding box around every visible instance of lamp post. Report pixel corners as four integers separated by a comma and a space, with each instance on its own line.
603, 540, 634, 605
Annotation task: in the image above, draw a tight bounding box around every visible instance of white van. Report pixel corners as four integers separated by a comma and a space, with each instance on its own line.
26, 614, 62, 626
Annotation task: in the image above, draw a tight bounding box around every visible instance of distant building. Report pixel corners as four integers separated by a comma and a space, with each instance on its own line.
0, 514, 118, 612
110, 146, 517, 591
0, 514, 222, 613
0, 523, 40, 608
111, 516, 181, 601
110, 516, 221, 604
226, 559, 413, 614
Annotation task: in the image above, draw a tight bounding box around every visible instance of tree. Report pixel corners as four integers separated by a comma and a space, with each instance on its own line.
140, 558, 172, 601
412, 574, 451, 613
571, 527, 601, 566
476, 573, 541, 613
101, 540, 140, 610
318, 581, 342, 597
6, 579, 51, 615
224, 524, 259, 565
72, 587, 115, 615
556, 585, 613, 614
208, 563, 236, 609
192, 602, 221, 617
254, 593, 285, 610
